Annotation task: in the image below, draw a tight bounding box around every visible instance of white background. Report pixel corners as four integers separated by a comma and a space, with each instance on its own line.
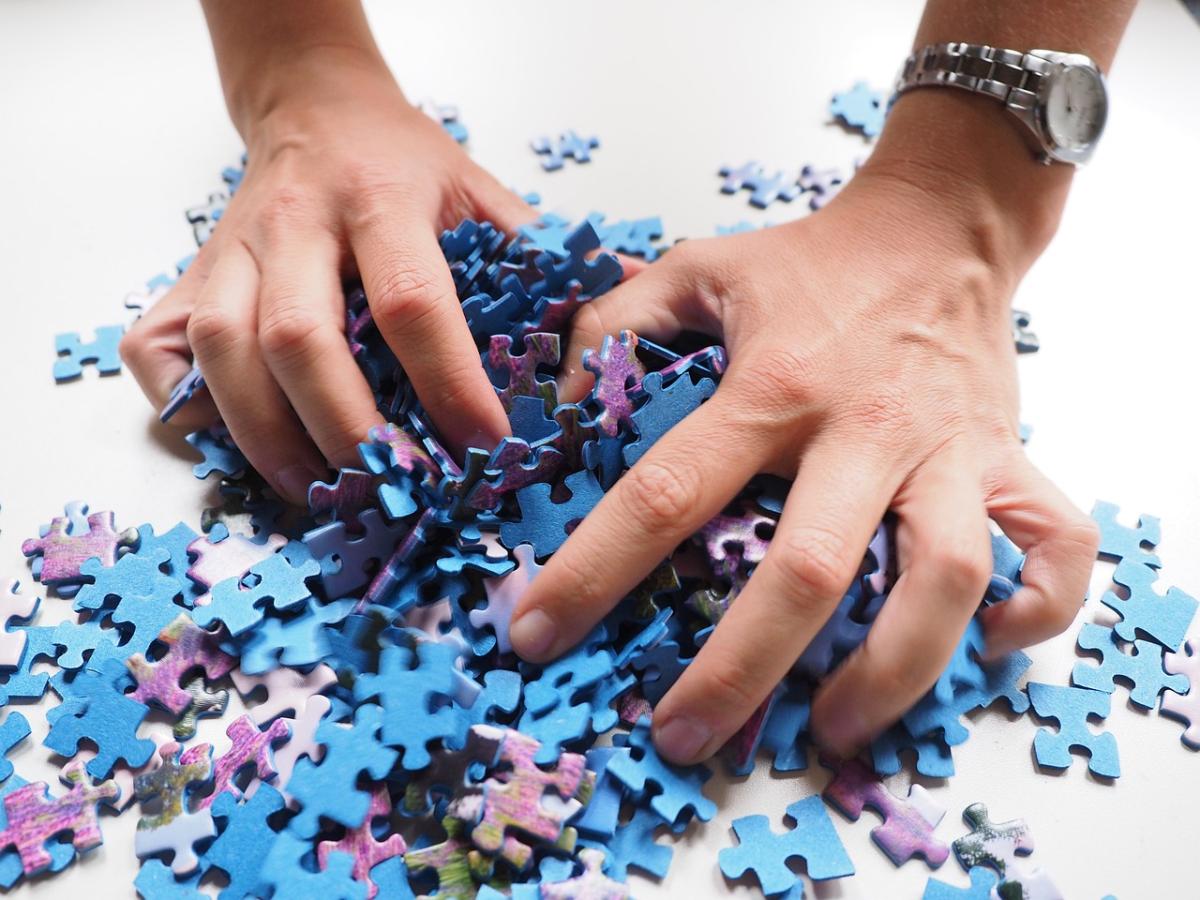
1, 1, 1199, 897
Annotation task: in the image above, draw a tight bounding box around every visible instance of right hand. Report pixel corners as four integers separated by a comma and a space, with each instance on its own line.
121, 50, 536, 503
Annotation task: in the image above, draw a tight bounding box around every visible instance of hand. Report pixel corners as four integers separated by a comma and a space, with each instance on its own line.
121, 50, 534, 502
509, 160, 1099, 764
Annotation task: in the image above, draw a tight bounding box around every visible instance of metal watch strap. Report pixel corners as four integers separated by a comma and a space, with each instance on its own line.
894, 42, 1052, 114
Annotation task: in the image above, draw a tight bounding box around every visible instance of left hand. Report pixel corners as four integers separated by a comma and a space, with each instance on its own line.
508, 155, 1099, 764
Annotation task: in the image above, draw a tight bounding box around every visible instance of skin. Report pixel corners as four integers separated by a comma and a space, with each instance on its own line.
122, 0, 1137, 764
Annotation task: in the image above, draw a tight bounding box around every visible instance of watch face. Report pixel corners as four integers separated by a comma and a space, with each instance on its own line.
1045, 65, 1107, 151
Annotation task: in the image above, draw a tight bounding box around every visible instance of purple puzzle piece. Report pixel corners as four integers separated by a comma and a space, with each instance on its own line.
308, 469, 375, 521
21, 511, 137, 587
316, 784, 406, 898
127, 614, 236, 714
582, 330, 645, 437
0, 760, 118, 874
822, 757, 949, 867
698, 504, 774, 578
487, 332, 560, 413
197, 714, 291, 809
471, 544, 543, 653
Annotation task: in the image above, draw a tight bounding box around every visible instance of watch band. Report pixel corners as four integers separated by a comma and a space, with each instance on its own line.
893, 41, 1052, 113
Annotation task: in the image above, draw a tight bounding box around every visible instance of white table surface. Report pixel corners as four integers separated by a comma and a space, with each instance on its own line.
2, 1, 1199, 897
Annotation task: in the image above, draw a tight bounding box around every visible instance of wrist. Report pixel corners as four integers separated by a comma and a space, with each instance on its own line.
849, 87, 1073, 278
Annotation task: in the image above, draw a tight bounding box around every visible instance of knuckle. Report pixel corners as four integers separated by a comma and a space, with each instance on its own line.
117, 328, 147, 367
846, 384, 918, 440
1038, 597, 1079, 635
928, 541, 993, 599
259, 304, 325, 364
259, 186, 313, 236
621, 459, 701, 531
752, 347, 819, 410
774, 526, 857, 604
692, 652, 762, 713
186, 306, 240, 359
371, 257, 448, 334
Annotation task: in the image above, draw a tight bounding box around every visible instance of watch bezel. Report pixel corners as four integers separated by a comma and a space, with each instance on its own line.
1033, 54, 1108, 165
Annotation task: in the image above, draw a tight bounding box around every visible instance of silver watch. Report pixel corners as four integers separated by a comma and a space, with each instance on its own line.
893, 42, 1108, 165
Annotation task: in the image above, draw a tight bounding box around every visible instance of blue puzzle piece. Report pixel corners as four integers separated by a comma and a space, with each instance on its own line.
830, 81, 886, 137
235, 597, 354, 675
760, 681, 812, 772
1091, 500, 1161, 567
75, 547, 179, 615
134, 522, 204, 607
903, 647, 1032, 746
922, 867, 1001, 899
718, 161, 802, 209
44, 658, 155, 778
0, 712, 30, 783
196, 553, 319, 636
1071, 622, 1187, 709
531, 130, 599, 171
259, 831, 366, 899
588, 805, 674, 882
53, 325, 124, 382
0, 625, 59, 702
594, 215, 665, 261
871, 723, 956, 779
203, 784, 286, 899
1103, 559, 1197, 652
287, 703, 399, 836
607, 716, 716, 825
718, 795, 855, 895
570, 747, 628, 840
500, 469, 604, 558
185, 427, 247, 480
508, 395, 560, 444
623, 371, 716, 466
629, 640, 692, 705
1027, 681, 1120, 778
134, 859, 204, 899
352, 644, 459, 770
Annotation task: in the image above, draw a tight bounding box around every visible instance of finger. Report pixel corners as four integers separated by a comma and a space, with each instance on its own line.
257, 231, 383, 468
810, 452, 992, 758
120, 256, 220, 431
510, 385, 762, 663
558, 242, 720, 402
186, 241, 326, 503
348, 208, 510, 452
467, 174, 540, 236
978, 452, 1099, 656
651, 439, 899, 764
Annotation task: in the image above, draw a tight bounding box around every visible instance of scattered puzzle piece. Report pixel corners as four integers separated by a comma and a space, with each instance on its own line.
1102, 559, 1197, 652
1027, 682, 1120, 778
830, 81, 886, 137
822, 757, 949, 868
1161, 638, 1200, 749
719, 794, 854, 895
1072, 622, 1187, 709
532, 130, 599, 170
53, 325, 124, 381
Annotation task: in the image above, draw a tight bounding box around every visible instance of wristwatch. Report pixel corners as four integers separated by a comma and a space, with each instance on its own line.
893, 42, 1108, 165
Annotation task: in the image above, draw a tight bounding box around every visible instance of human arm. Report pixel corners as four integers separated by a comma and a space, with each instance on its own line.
120, 0, 535, 502
511, 0, 1137, 763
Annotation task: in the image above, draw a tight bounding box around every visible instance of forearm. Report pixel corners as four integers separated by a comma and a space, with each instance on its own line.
856, 0, 1138, 279
200, 0, 396, 137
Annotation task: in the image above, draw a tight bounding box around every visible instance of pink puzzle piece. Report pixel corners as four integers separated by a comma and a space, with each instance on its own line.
231, 663, 337, 725
198, 714, 290, 809
0, 580, 38, 667
466, 726, 590, 868
472, 544, 543, 653
127, 614, 236, 714
317, 785, 406, 898
187, 532, 286, 605
0, 760, 118, 874
1162, 638, 1200, 748
698, 504, 774, 579
822, 757, 949, 867
582, 330, 645, 437
261, 695, 332, 807
21, 511, 137, 586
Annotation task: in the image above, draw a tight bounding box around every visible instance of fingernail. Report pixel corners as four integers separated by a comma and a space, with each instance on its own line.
654, 716, 713, 764
275, 465, 323, 506
815, 704, 870, 758
510, 609, 558, 659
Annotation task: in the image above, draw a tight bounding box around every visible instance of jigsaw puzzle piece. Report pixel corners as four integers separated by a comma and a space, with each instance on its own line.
1027, 682, 1119, 778
53, 325, 124, 381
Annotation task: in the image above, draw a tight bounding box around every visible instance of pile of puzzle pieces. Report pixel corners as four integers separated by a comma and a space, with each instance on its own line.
22, 82, 1195, 898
